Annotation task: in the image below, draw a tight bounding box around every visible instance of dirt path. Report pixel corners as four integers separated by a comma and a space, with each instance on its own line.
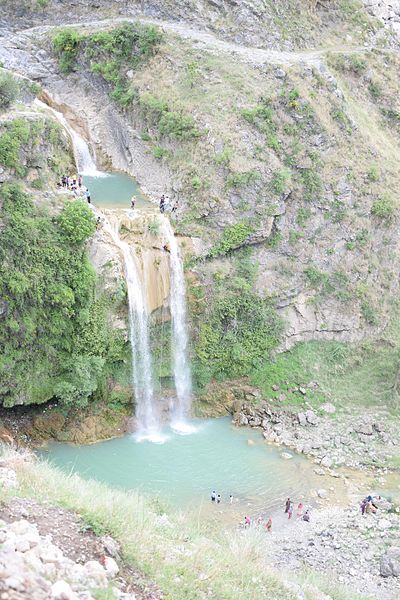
1, 15, 375, 72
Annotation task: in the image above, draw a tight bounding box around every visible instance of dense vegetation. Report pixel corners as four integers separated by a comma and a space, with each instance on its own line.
190, 249, 282, 388
53, 23, 161, 106
0, 183, 124, 408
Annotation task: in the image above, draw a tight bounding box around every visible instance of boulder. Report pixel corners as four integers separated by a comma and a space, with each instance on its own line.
320, 456, 333, 468
355, 422, 373, 435
305, 410, 318, 425
297, 412, 307, 426
101, 535, 120, 559
320, 403, 336, 414
103, 556, 119, 578
281, 452, 293, 460
317, 489, 328, 499
380, 547, 400, 577
51, 580, 77, 600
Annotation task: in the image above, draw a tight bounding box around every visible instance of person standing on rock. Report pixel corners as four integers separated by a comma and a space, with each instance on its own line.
84, 188, 91, 204
131, 196, 135, 209
216, 494, 221, 504
265, 517, 272, 532
159, 195, 165, 213
288, 501, 294, 520
229, 494, 234, 504
302, 510, 310, 522
171, 200, 178, 214
211, 490, 216, 503
285, 498, 291, 514
78, 174, 83, 188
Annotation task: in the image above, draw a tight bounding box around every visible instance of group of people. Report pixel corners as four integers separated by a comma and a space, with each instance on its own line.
159, 194, 178, 214
59, 174, 91, 203
243, 514, 273, 532
211, 491, 234, 505
360, 494, 380, 515
285, 497, 311, 522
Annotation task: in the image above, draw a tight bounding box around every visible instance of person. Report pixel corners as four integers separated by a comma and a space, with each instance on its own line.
61, 175, 67, 188
366, 500, 377, 514
297, 502, 304, 517
131, 196, 135, 209
78, 174, 83, 187
171, 200, 178, 214
244, 516, 251, 528
163, 244, 170, 253
96, 216, 102, 230
159, 195, 165, 213
84, 188, 91, 204
303, 510, 310, 522
216, 494, 221, 504
288, 501, 294, 520
265, 517, 272, 532
285, 498, 291, 514
229, 494, 233, 504
164, 195, 171, 211
211, 491, 216, 503
256, 516, 263, 527
360, 499, 367, 516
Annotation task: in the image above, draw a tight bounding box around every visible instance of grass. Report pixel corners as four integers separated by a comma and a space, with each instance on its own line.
0, 449, 374, 600
1, 450, 293, 600
252, 308, 400, 414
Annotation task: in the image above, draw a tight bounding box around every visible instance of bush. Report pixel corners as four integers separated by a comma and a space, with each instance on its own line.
300, 168, 323, 201
53, 29, 83, 73
0, 183, 118, 408
271, 169, 289, 195
226, 171, 259, 188
58, 200, 96, 243
371, 194, 396, 221
196, 289, 282, 379
0, 72, 20, 109
210, 222, 253, 257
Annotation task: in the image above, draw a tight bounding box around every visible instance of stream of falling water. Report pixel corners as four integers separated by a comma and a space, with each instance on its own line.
160, 217, 194, 432
36, 97, 194, 440
103, 217, 165, 443
34, 99, 105, 176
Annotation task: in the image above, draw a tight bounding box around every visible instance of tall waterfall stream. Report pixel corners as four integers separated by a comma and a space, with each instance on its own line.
40, 99, 194, 440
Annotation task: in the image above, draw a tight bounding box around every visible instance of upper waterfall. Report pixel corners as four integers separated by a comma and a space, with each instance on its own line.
34, 98, 105, 177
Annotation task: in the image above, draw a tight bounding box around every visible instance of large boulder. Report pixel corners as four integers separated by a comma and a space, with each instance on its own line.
380, 547, 400, 577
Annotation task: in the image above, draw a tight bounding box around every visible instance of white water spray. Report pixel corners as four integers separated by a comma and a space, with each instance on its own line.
160, 218, 194, 432
103, 216, 165, 443
34, 98, 106, 177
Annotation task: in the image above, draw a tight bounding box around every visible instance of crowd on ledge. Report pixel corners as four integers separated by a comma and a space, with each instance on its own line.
58, 174, 91, 203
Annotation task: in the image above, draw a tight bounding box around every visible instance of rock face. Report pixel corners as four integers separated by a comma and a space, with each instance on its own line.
363, 1, 400, 35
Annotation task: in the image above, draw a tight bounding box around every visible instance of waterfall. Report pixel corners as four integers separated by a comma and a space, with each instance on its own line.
33, 98, 105, 177
160, 218, 194, 431
103, 216, 164, 443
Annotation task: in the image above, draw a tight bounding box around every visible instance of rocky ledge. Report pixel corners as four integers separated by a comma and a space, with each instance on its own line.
270, 503, 400, 600
234, 398, 400, 473
0, 460, 162, 600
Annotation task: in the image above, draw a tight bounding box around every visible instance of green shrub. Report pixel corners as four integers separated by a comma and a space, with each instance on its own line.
367, 165, 379, 182
196, 289, 282, 380
297, 207, 312, 226
0, 118, 31, 175
371, 194, 396, 221
210, 222, 253, 257
300, 168, 323, 201
361, 299, 379, 325
53, 29, 83, 73
159, 111, 202, 140
0, 72, 20, 109
152, 146, 168, 159
58, 200, 96, 243
226, 170, 260, 188
270, 169, 289, 195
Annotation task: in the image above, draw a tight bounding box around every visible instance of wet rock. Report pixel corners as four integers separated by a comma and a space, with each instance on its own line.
320, 456, 333, 468
281, 452, 293, 460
